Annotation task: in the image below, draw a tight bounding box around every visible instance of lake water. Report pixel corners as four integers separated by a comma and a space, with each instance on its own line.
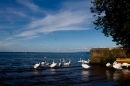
0, 52, 130, 86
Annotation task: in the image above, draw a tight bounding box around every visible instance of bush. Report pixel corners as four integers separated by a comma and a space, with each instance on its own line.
100, 57, 116, 66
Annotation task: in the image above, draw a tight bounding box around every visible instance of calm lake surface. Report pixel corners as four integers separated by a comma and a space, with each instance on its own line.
0, 52, 130, 86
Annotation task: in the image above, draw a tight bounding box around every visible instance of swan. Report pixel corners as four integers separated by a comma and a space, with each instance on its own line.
81, 59, 90, 64
59, 59, 62, 66
113, 61, 122, 70
41, 61, 46, 65
45, 61, 50, 66
122, 63, 130, 68
106, 62, 112, 67
50, 59, 57, 68
78, 58, 82, 62
62, 58, 65, 63
85, 59, 90, 63
41, 57, 47, 65
82, 60, 90, 69
64, 59, 71, 66
34, 62, 41, 69
41, 61, 50, 66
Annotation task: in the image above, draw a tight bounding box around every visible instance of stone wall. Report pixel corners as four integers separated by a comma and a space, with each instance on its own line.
90, 48, 130, 64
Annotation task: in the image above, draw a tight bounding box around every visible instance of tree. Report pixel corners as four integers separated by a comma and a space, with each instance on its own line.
90, 0, 130, 47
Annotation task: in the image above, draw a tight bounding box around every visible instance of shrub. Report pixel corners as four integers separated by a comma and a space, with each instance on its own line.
100, 57, 116, 66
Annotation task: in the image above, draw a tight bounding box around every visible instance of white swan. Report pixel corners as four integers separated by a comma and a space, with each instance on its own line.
82, 60, 90, 69
41, 57, 48, 65
106, 62, 112, 67
84, 59, 90, 64
122, 63, 130, 68
59, 59, 62, 66
34, 62, 41, 69
64, 59, 71, 66
45, 61, 50, 66
41, 61, 46, 65
50, 59, 57, 68
41, 61, 50, 66
62, 58, 65, 63
78, 58, 82, 62
113, 61, 122, 70
81, 59, 90, 64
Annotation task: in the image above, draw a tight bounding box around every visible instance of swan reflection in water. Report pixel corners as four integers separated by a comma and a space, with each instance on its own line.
113, 70, 123, 81
34, 70, 41, 75
82, 70, 89, 76
50, 68, 56, 74
106, 69, 130, 81
82, 69, 90, 81
106, 69, 123, 81
106, 70, 111, 80
122, 69, 130, 80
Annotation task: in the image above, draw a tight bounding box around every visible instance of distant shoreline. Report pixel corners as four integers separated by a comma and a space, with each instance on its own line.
0, 51, 90, 53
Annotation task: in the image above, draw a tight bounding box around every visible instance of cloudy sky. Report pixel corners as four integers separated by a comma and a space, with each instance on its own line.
0, 0, 117, 52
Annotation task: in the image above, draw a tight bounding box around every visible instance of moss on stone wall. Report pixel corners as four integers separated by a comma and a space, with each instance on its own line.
90, 48, 130, 64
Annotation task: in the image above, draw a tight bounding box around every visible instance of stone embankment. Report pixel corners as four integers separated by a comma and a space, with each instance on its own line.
90, 47, 130, 64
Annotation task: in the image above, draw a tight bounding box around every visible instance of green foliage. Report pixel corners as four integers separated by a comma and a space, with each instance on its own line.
126, 50, 130, 58
100, 57, 116, 66
127, 53, 130, 58
90, 0, 130, 47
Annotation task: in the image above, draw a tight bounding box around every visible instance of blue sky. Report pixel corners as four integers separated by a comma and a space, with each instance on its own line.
0, 0, 117, 52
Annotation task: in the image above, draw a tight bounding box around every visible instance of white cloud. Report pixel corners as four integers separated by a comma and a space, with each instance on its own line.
0, 7, 27, 18
12, 11, 27, 17
5, 37, 15, 41
17, 0, 40, 11
0, 0, 93, 42
0, 26, 14, 29
50, 47, 89, 52
17, 0, 93, 37
70, 47, 88, 51
0, 41, 13, 47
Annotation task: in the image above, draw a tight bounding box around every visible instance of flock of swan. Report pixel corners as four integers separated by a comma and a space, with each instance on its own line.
34, 57, 90, 69
34, 57, 130, 70
106, 61, 130, 70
